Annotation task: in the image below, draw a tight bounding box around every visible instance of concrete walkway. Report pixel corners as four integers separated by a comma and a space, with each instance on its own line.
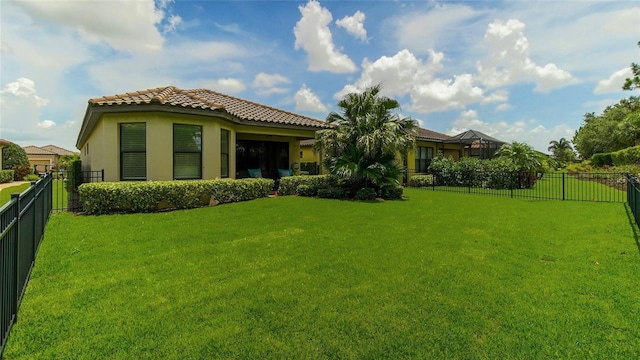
0, 181, 30, 191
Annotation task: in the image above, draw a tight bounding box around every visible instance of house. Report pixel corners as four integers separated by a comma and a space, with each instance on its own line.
23, 144, 79, 173
0, 138, 10, 170
75, 86, 331, 182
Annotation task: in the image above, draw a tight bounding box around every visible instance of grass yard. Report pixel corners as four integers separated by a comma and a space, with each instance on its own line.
428, 172, 627, 203
0, 183, 31, 206
4, 189, 640, 358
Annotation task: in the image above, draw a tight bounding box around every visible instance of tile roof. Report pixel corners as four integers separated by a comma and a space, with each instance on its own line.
416, 128, 451, 141
300, 139, 315, 147
0, 138, 11, 146
41, 145, 79, 156
88, 86, 330, 129
23, 145, 57, 156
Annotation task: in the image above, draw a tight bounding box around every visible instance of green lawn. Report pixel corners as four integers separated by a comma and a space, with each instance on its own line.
0, 183, 31, 206
426, 172, 627, 202
4, 189, 640, 358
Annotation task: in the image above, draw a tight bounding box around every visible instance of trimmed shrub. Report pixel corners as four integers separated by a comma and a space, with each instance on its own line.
66, 159, 83, 191
408, 174, 434, 187
355, 187, 377, 201
278, 175, 338, 195
23, 174, 40, 182
0, 170, 14, 184
591, 153, 613, 167
78, 178, 274, 215
611, 145, 640, 166
317, 186, 348, 199
13, 164, 31, 182
380, 184, 403, 200
296, 184, 317, 197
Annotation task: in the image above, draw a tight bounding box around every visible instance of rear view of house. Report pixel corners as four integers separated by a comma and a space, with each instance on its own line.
75, 87, 331, 182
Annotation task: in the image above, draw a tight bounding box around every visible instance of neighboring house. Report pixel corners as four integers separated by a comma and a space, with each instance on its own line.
0, 138, 10, 170
75, 86, 331, 182
23, 145, 80, 173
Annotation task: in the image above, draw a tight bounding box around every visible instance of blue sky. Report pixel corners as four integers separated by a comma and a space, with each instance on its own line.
1, 0, 638, 153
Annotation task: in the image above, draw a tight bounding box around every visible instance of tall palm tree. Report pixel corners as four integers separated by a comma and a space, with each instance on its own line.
314, 84, 417, 188
548, 138, 575, 163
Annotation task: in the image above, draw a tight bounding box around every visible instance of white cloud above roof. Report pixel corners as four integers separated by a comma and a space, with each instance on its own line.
293, 0, 358, 73
336, 10, 368, 42
13, 0, 169, 53
252, 73, 291, 95
295, 84, 329, 113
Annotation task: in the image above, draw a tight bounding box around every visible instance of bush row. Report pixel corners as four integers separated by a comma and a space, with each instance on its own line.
278, 175, 339, 195
428, 156, 539, 189
0, 170, 14, 184
407, 174, 434, 187
591, 146, 640, 168
294, 179, 404, 200
78, 178, 274, 215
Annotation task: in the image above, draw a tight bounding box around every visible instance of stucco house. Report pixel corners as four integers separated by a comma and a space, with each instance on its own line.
75, 86, 331, 182
23, 145, 79, 173
0, 138, 11, 170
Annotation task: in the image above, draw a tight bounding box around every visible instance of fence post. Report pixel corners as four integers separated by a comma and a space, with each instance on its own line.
101, 169, 105, 181
10, 193, 20, 324
562, 172, 565, 201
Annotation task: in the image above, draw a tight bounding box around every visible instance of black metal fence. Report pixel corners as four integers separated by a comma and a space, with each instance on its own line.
626, 175, 640, 225
52, 169, 104, 212
404, 170, 628, 203
1, 173, 52, 357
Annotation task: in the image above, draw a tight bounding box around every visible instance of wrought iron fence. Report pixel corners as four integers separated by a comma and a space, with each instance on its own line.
0, 173, 52, 357
52, 169, 104, 212
626, 174, 640, 225
404, 170, 628, 203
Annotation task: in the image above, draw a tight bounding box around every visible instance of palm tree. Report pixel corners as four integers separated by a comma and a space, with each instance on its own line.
496, 141, 543, 173
314, 84, 417, 189
548, 138, 575, 163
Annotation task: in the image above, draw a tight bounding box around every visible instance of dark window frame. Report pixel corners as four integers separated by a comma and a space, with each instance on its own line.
120, 123, 147, 181
220, 129, 230, 178
173, 123, 203, 180
415, 146, 434, 173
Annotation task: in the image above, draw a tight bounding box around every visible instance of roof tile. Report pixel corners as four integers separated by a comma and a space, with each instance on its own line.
89, 86, 330, 129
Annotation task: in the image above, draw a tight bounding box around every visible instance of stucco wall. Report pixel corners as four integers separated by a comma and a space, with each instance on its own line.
79, 112, 316, 181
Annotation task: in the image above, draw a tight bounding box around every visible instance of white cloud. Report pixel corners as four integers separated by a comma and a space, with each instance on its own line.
335, 49, 486, 113
37, 120, 56, 129
477, 19, 575, 92
448, 110, 575, 152
14, 0, 169, 53
204, 78, 246, 93
252, 73, 291, 95
295, 84, 329, 113
163, 14, 183, 33
594, 67, 632, 94
336, 10, 368, 42
293, 0, 357, 73
496, 103, 511, 112
0, 78, 74, 146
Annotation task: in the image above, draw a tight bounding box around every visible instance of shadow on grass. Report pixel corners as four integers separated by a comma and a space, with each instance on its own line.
623, 203, 640, 255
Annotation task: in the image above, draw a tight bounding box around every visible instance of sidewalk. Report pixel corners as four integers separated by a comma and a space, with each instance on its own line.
0, 181, 29, 191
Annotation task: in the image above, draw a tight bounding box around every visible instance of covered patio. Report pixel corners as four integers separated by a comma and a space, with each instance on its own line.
444, 129, 506, 159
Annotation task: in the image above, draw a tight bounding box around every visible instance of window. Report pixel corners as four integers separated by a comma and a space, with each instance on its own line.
173, 124, 202, 179
415, 146, 433, 173
120, 123, 146, 180
220, 129, 229, 178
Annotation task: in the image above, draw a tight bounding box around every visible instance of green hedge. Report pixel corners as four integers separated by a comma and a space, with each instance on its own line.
408, 175, 434, 187
278, 175, 338, 195
591, 153, 613, 167
78, 178, 274, 215
0, 170, 14, 184
611, 145, 640, 166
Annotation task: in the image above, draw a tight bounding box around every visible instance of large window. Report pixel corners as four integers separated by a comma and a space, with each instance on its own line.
173, 124, 202, 179
120, 123, 147, 180
415, 146, 433, 173
220, 129, 229, 178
